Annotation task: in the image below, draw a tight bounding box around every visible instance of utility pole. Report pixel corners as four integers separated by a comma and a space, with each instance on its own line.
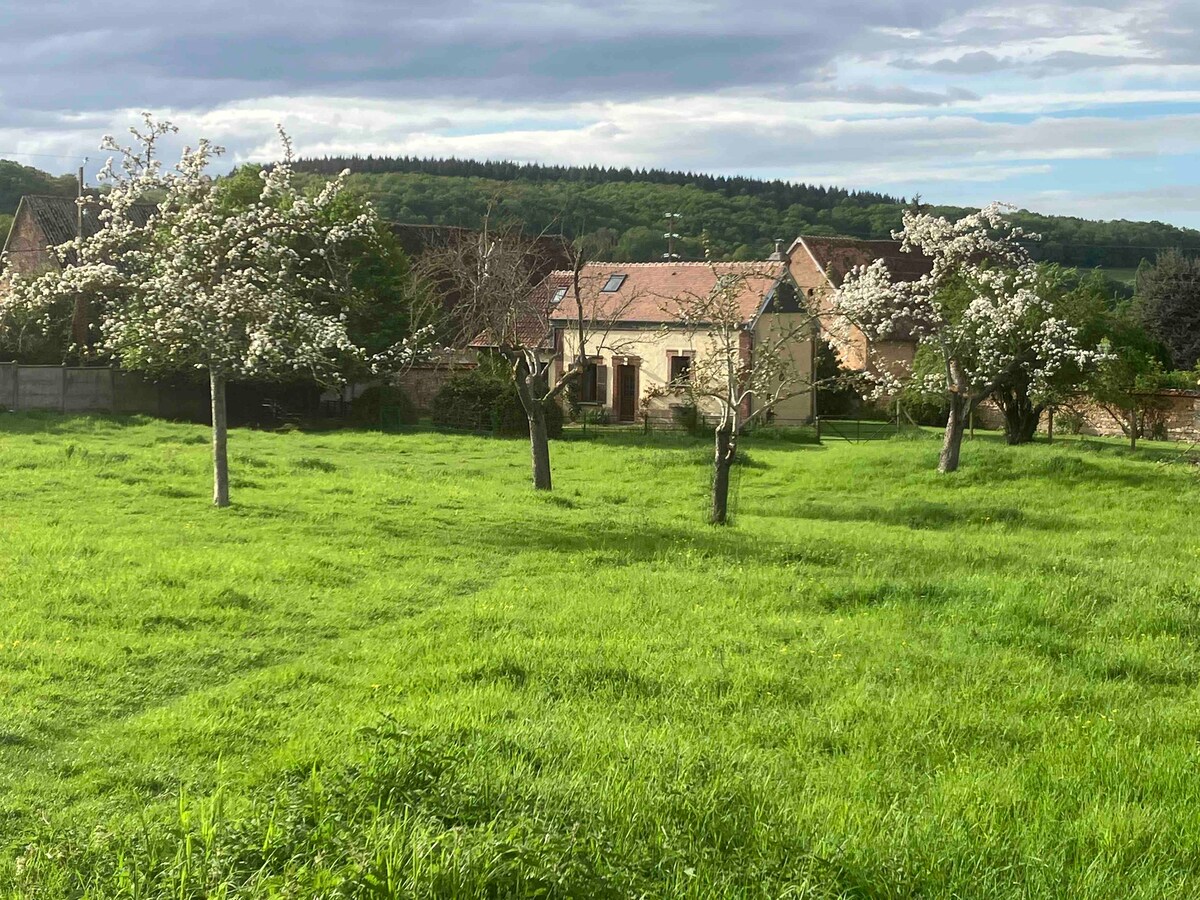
70, 162, 90, 362
76, 165, 84, 243
663, 212, 682, 261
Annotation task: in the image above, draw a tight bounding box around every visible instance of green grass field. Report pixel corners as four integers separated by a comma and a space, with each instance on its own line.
1, 413, 1199, 898
1098, 267, 1140, 286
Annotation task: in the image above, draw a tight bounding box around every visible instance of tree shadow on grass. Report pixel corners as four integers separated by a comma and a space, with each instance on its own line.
0, 412, 159, 436
784, 498, 1074, 532
445, 510, 1089, 587
952, 439, 1199, 490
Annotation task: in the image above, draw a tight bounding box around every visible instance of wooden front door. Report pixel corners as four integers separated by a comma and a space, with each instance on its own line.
616, 365, 638, 422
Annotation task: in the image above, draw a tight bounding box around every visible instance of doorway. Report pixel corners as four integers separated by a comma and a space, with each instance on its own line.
615, 364, 638, 423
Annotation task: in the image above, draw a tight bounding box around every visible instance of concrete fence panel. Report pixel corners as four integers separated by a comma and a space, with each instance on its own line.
15, 366, 67, 411
63, 367, 116, 413
2, 365, 314, 426
112, 371, 160, 416
0, 364, 14, 410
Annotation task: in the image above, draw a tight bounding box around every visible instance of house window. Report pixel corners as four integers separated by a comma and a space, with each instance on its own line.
580, 361, 608, 404
601, 274, 627, 292
669, 354, 692, 385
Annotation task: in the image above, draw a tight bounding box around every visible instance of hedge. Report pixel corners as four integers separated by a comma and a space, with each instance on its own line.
431, 370, 564, 438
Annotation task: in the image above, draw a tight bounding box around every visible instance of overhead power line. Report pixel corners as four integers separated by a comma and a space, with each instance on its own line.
0, 151, 93, 161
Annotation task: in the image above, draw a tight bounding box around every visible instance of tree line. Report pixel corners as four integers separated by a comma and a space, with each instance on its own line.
292, 155, 902, 209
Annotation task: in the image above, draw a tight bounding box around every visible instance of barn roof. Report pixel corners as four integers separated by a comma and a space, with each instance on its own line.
793, 235, 933, 287
21, 195, 158, 245
4, 195, 159, 267
547, 260, 788, 326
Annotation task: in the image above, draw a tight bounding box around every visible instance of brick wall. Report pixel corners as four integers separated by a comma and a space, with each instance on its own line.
395, 363, 477, 412
788, 250, 868, 370
2, 207, 56, 277
977, 392, 1200, 441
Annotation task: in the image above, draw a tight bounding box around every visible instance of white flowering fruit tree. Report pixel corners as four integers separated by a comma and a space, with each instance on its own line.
1, 115, 419, 506
832, 204, 1100, 473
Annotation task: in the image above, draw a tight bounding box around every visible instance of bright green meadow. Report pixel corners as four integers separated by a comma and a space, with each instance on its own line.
1, 413, 1199, 898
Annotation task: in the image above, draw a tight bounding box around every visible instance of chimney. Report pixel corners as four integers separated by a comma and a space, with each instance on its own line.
768, 238, 789, 262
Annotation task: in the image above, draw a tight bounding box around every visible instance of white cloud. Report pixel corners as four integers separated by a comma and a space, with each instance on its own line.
6, 91, 1200, 188
1018, 184, 1200, 221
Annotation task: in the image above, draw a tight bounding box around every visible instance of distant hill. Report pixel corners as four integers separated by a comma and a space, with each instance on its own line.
293, 156, 1200, 272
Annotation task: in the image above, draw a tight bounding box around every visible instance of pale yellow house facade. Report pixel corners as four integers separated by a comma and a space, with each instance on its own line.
544, 260, 816, 426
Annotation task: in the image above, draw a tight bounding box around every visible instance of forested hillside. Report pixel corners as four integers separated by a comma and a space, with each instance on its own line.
4, 154, 1200, 272
294, 156, 1200, 269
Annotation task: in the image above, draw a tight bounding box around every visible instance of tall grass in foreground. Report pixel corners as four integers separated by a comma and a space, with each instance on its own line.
1, 413, 1199, 897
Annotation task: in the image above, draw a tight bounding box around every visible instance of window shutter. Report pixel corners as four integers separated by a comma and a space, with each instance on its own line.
596, 365, 608, 406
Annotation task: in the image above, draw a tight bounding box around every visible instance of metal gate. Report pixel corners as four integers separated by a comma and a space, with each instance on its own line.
815, 416, 900, 443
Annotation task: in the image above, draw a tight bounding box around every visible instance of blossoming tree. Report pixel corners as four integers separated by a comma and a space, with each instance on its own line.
2, 115, 407, 506
832, 204, 1098, 473
648, 261, 823, 525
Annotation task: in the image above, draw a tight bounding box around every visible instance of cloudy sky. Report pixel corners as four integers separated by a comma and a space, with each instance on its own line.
2, 0, 1199, 225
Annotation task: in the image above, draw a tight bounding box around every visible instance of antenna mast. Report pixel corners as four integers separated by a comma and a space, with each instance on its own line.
663, 212, 681, 261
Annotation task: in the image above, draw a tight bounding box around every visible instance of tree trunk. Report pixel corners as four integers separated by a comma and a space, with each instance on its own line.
210, 368, 230, 508
993, 382, 1041, 445
70, 296, 90, 363
711, 426, 736, 525
939, 393, 969, 474
528, 406, 552, 491
514, 365, 552, 491
1128, 407, 1138, 451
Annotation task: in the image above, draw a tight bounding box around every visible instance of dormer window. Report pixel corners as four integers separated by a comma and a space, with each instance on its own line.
601, 274, 627, 292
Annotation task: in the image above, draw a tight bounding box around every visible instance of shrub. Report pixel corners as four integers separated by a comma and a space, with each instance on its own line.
352, 385, 419, 429
897, 392, 949, 427
1148, 415, 1170, 442
563, 379, 583, 422
1158, 369, 1199, 391
542, 396, 565, 438
1057, 409, 1086, 435
432, 371, 563, 438
671, 402, 700, 433
585, 406, 611, 427
813, 339, 863, 417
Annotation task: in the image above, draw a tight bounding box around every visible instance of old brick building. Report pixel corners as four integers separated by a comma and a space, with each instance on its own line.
786, 235, 932, 379
1, 195, 157, 277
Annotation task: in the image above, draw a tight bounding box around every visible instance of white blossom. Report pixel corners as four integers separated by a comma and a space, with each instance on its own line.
2, 116, 392, 384
831, 203, 1100, 406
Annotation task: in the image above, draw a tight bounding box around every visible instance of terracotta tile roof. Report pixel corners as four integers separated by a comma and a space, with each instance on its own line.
467, 311, 554, 351
546, 261, 787, 326
793, 235, 933, 287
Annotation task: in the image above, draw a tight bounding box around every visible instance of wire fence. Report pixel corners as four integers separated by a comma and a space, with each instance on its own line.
379, 405, 823, 445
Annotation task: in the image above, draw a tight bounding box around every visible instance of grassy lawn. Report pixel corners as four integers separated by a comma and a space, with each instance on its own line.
1098, 267, 1141, 286
1, 413, 1199, 898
